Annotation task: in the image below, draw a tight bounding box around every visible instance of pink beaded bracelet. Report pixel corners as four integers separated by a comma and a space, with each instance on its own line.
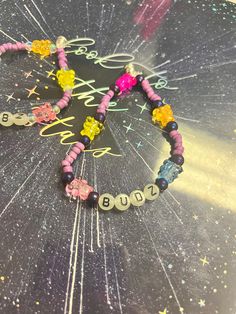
61, 64, 184, 211
0, 37, 75, 127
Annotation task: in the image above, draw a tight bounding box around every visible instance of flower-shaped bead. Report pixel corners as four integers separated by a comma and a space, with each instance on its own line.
56, 69, 75, 91
31, 40, 52, 57
115, 73, 137, 93
65, 178, 94, 200
32, 102, 56, 123
80, 116, 104, 141
152, 104, 175, 128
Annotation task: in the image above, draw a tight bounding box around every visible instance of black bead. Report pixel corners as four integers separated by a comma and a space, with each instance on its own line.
170, 154, 184, 166
80, 135, 90, 147
110, 84, 120, 95
150, 100, 163, 114
165, 121, 178, 132
94, 112, 105, 123
136, 75, 144, 85
155, 178, 168, 192
62, 172, 74, 184
87, 192, 99, 207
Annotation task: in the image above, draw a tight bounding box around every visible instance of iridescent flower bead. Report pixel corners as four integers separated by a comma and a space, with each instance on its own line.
157, 159, 183, 184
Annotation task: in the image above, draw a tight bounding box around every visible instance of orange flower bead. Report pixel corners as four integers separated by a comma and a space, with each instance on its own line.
31, 39, 52, 57
152, 104, 175, 128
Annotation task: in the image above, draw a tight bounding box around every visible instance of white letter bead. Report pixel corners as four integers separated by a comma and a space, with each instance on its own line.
13, 113, 29, 125
143, 184, 160, 201
98, 193, 115, 211
114, 194, 130, 211
130, 190, 145, 207
0, 112, 14, 126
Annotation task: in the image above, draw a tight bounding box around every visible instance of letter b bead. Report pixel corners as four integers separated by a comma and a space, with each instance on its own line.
98, 193, 115, 211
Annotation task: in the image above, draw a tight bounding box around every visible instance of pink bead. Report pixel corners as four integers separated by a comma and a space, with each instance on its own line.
75, 142, 85, 151
64, 90, 72, 97
72, 146, 81, 154
62, 160, 71, 167
102, 95, 110, 103
107, 90, 114, 98
141, 79, 150, 90
169, 130, 178, 138
115, 73, 137, 92
97, 108, 106, 114
63, 166, 73, 173
150, 94, 162, 101
147, 90, 155, 99
65, 155, 74, 164
69, 151, 77, 160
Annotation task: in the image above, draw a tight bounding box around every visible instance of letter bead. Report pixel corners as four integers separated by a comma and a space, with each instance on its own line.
130, 190, 145, 207
143, 184, 159, 201
98, 193, 115, 211
114, 194, 130, 211
0, 112, 14, 126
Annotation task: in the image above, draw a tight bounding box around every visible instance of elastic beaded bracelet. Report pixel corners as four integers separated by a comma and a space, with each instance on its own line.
0, 36, 75, 127
61, 64, 184, 211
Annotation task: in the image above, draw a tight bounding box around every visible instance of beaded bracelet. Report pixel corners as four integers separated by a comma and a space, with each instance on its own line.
0, 36, 75, 127
61, 64, 184, 211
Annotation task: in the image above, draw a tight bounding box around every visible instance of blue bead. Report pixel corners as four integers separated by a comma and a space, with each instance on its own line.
157, 159, 183, 184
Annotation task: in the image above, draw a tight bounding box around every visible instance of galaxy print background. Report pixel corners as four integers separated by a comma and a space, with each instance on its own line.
0, 0, 236, 313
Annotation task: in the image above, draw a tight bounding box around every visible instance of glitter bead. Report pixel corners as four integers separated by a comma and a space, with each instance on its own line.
152, 104, 175, 128
56, 69, 75, 91
157, 159, 183, 184
80, 116, 104, 141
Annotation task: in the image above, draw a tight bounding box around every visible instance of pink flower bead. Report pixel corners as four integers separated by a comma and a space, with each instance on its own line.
115, 73, 137, 93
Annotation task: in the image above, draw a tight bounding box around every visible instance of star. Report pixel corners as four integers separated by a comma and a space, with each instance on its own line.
193, 214, 198, 220
46, 69, 55, 77
198, 299, 205, 307
200, 256, 209, 266
159, 309, 167, 314
123, 123, 134, 133
24, 71, 33, 78
6, 93, 16, 102
25, 86, 39, 98
136, 141, 143, 149
136, 102, 149, 114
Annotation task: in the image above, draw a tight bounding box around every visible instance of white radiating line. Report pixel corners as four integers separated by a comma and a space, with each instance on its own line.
160, 195, 183, 225
0, 159, 42, 219
136, 208, 183, 312
152, 60, 171, 69
86, 1, 90, 32
101, 218, 111, 305
68, 202, 82, 314
79, 206, 87, 314
63, 199, 80, 314
93, 157, 101, 247
30, 0, 55, 37
169, 74, 197, 81
108, 220, 123, 314
64, 155, 86, 314
15, 3, 39, 33
174, 115, 200, 123
0, 30, 17, 42
21, 34, 30, 42
108, 4, 115, 28
24, 4, 51, 38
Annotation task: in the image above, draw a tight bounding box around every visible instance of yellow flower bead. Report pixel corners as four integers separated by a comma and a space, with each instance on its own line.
152, 104, 175, 128
80, 116, 104, 141
56, 69, 75, 91
31, 39, 52, 57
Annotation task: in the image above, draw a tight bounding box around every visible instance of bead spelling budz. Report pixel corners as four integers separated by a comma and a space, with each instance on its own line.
0, 36, 75, 127
61, 63, 184, 211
